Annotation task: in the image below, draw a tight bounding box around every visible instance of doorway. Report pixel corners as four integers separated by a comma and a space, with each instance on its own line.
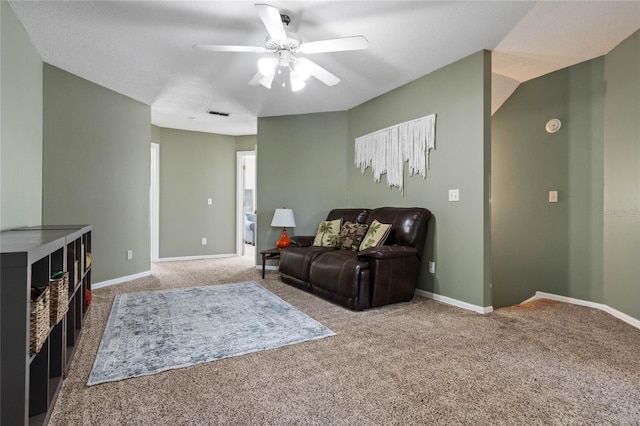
237, 151, 256, 257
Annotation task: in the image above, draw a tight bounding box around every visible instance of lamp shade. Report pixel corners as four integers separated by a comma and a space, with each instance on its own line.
270, 208, 296, 228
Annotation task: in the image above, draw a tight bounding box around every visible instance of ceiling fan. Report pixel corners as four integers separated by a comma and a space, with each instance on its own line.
193, 3, 368, 91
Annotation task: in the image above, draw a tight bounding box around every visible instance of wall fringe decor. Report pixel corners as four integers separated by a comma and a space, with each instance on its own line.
354, 114, 436, 194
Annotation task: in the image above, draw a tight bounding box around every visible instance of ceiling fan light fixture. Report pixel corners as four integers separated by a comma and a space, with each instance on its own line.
258, 73, 274, 89
293, 61, 311, 81
257, 57, 277, 76
290, 71, 306, 92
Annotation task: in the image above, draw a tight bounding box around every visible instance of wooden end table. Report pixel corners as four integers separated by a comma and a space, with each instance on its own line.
260, 247, 281, 279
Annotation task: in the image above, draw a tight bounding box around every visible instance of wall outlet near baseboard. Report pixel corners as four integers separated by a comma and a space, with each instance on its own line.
126, 250, 133, 260
201, 237, 207, 245
428, 261, 436, 274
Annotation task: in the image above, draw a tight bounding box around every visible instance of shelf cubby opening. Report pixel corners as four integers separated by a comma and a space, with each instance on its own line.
31, 256, 50, 289
50, 247, 64, 278
28, 339, 50, 417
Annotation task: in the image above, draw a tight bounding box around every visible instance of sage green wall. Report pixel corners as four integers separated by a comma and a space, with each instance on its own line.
42, 64, 151, 283
492, 59, 605, 309
157, 127, 236, 258
236, 135, 257, 152
603, 30, 640, 320
348, 51, 492, 308
256, 112, 349, 258
492, 30, 640, 321
0, 2, 43, 230
151, 124, 162, 144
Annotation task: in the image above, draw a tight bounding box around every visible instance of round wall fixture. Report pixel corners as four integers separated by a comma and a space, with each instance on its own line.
545, 118, 562, 133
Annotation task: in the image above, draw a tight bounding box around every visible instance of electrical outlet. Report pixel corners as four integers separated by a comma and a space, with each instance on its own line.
207, 198, 213, 205
549, 190, 558, 203
448, 189, 460, 202
126, 250, 133, 260
428, 261, 436, 274
201, 237, 207, 245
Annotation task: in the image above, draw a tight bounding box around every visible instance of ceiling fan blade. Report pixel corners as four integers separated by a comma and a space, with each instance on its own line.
248, 71, 274, 89
193, 44, 269, 53
296, 57, 340, 86
298, 36, 368, 54
255, 3, 288, 46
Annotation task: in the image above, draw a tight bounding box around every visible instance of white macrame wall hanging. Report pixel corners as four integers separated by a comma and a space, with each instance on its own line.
354, 114, 436, 194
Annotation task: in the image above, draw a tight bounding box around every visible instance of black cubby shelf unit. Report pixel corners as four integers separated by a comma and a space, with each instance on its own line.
1, 225, 92, 426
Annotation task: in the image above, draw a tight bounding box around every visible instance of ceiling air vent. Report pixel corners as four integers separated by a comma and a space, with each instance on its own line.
207, 110, 230, 117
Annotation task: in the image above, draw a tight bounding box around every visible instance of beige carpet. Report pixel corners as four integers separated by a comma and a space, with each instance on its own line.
50, 256, 640, 425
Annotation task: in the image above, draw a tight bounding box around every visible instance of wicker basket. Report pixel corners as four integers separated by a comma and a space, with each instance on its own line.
30, 286, 50, 355
49, 272, 69, 326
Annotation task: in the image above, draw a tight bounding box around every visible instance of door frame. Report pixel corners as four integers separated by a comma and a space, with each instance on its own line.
150, 142, 160, 262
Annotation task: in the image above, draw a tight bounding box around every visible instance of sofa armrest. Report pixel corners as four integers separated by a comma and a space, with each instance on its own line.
358, 245, 417, 260
290, 235, 315, 247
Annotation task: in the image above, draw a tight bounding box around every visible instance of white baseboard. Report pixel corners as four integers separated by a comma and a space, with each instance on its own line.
415, 289, 494, 314
416, 289, 639, 329
156, 253, 236, 262
93, 270, 151, 289
529, 291, 640, 330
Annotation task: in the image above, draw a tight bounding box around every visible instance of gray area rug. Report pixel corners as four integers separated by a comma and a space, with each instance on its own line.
87, 281, 335, 385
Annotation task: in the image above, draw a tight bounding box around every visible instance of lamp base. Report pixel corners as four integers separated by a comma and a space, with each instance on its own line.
276, 227, 291, 249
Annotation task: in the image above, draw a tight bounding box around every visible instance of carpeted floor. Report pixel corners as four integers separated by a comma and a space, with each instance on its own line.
50, 256, 640, 425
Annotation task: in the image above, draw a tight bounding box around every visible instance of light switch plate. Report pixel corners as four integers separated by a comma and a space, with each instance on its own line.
448, 189, 460, 202
207, 198, 213, 205
549, 190, 558, 203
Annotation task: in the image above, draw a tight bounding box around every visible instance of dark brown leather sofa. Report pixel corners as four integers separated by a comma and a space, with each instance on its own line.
279, 207, 432, 310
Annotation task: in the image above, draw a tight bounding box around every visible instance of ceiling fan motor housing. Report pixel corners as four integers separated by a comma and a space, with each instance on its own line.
278, 50, 293, 66
266, 31, 300, 51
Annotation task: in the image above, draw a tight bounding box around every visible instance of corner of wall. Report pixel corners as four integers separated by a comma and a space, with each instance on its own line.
1, 2, 44, 230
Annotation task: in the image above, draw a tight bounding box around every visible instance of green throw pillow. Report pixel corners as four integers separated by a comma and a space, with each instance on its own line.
338, 221, 369, 251
312, 219, 343, 247
359, 219, 392, 251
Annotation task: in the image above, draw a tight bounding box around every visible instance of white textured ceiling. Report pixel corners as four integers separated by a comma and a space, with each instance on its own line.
10, 1, 640, 135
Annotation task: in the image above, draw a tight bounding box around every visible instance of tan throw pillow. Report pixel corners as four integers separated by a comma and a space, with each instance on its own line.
312, 219, 343, 247
338, 221, 369, 251
359, 219, 392, 251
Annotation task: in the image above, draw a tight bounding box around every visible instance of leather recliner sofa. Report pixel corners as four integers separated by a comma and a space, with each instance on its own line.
279, 207, 432, 310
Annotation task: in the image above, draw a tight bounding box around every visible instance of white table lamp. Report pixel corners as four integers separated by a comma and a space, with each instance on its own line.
271, 208, 296, 249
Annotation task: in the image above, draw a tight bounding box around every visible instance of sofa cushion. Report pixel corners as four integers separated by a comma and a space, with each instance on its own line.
309, 250, 370, 300
312, 219, 342, 247
279, 246, 335, 283
358, 219, 392, 251
338, 221, 369, 251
